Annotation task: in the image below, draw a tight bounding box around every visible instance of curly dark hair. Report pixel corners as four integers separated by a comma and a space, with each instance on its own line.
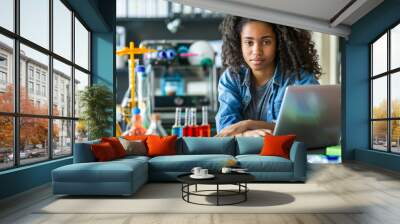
219, 16, 322, 79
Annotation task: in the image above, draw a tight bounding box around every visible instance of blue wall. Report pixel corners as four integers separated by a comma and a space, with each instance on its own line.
0, 158, 72, 199
91, 0, 116, 135
343, 0, 400, 171
0, 0, 116, 200
92, 32, 115, 136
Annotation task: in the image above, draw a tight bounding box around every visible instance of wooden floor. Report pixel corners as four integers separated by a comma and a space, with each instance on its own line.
1, 162, 400, 224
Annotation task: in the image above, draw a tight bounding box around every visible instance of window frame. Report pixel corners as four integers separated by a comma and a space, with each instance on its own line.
370, 19, 400, 154
0, 0, 92, 171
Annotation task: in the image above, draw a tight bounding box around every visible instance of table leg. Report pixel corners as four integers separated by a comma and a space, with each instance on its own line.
187, 184, 190, 202
217, 184, 219, 206
181, 184, 183, 199
195, 184, 197, 192
245, 183, 247, 201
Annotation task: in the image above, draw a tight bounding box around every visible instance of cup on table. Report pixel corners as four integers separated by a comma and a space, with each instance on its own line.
191, 167, 202, 176
221, 167, 232, 174
199, 169, 208, 176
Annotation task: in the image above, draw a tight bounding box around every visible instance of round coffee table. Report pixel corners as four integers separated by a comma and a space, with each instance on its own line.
177, 173, 255, 206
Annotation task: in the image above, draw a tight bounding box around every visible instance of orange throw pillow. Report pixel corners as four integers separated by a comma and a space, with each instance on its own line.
260, 134, 296, 159
146, 135, 177, 157
91, 142, 117, 162
101, 137, 126, 158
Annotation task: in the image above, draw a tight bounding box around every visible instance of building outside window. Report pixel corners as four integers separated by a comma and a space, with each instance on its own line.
0, 54, 7, 89
28, 66, 34, 80
41, 85, 46, 97
54, 88, 58, 104
28, 81, 34, 94
35, 83, 40, 95
41, 73, 46, 83
0, 54, 7, 67
0, 71, 7, 92
35, 71, 41, 82
0, 71, 6, 84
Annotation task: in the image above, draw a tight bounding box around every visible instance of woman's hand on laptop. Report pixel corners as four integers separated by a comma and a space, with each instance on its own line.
242, 129, 272, 137
216, 120, 251, 137
216, 120, 276, 137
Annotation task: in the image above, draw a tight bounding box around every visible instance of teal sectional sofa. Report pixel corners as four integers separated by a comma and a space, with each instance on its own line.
52, 137, 307, 196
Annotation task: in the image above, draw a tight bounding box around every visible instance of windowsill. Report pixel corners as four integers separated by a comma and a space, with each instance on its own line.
355, 148, 400, 172
0, 156, 72, 175
357, 148, 400, 156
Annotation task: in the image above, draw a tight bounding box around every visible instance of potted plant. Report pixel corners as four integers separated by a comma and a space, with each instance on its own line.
79, 84, 114, 140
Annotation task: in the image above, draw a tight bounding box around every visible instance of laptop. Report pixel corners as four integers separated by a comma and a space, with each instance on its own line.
273, 85, 341, 149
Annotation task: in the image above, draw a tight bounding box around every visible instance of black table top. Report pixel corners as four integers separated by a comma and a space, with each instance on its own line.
177, 172, 255, 185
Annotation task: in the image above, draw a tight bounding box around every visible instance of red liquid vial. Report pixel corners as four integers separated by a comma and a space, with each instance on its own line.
199, 124, 211, 137
182, 108, 191, 136
189, 125, 197, 137
199, 106, 211, 137
196, 126, 202, 137
182, 126, 190, 137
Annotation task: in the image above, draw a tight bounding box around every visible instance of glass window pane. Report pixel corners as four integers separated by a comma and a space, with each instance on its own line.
391, 24, 400, 70
372, 121, 388, 151
74, 18, 89, 70
20, 0, 49, 49
372, 77, 387, 119
53, 59, 72, 117
75, 120, 88, 143
53, 119, 72, 158
0, 116, 14, 170
74, 69, 89, 118
391, 120, 400, 153
0, 0, 14, 31
53, 0, 72, 60
372, 33, 387, 76
391, 72, 400, 118
20, 44, 49, 115
20, 117, 49, 165
0, 34, 14, 113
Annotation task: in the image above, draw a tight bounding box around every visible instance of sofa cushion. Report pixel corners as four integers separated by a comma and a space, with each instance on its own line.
235, 137, 264, 155
115, 155, 150, 163
236, 155, 293, 172
180, 137, 235, 155
73, 139, 100, 163
148, 154, 235, 172
52, 159, 147, 183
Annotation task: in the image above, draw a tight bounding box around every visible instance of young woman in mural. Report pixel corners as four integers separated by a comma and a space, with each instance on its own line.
216, 16, 322, 137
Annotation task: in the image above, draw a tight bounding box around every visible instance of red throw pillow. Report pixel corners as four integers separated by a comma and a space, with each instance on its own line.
260, 134, 296, 159
101, 137, 126, 158
91, 142, 117, 161
146, 135, 177, 157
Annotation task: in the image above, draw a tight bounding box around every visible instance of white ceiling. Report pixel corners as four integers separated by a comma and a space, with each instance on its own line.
170, 0, 384, 37
226, 0, 352, 23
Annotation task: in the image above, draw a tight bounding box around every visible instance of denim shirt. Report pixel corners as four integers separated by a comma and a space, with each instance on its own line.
215, 65, 319, 133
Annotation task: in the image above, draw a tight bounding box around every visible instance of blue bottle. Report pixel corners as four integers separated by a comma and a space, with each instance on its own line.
171, 107, 183, 137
